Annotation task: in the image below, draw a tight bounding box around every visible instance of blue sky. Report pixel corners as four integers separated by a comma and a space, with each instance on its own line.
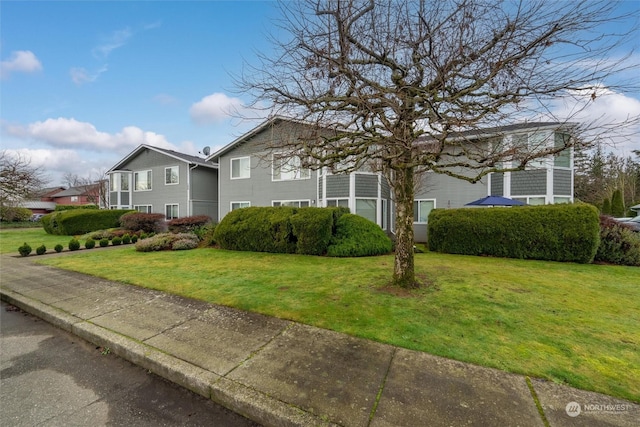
1, 1, 639, 187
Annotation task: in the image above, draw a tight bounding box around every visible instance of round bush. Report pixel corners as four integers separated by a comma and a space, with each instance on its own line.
327, 214, 393, 257
85, 238, 96, 249
595, 216, 640, 266
36, 245, 47, 255
122, 234, 131, 244
99, 238, 109, 247
131, 235, 138, 243
68, 238, 80, 251
54, 244, 63, 253
111, 236, 122, 246
18, 242, 32, 257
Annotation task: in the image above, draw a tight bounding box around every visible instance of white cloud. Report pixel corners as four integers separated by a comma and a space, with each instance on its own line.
1, 50, 43, 79
190, 92, 245, 124
70, 65, 108, 85
92, 27, 133, 60
4, 117, 176, 153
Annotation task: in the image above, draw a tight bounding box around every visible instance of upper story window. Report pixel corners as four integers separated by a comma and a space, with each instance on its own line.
231, 156, 250, 179
554, 133, 571, 168
512, 132, 548, 169
165, 166, 179, 185
110, 172, 129, 191
134, 170, 152, 191
273, 154, 310, 181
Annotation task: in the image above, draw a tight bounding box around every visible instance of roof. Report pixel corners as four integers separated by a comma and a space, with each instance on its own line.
20, 201, 57, 210
34, 186, 66, 198
51, 185, 100, 197
207, 116, 311, 160
108, 145, 217, 173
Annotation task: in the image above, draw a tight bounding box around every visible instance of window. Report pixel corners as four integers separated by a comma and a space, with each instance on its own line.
512, 133, 547, 168
272, 200, 310, 208
110, 173, 129, 191
134, 205, 152, 213
70, 196, 78, 202
134, 170, 152, 191
356, 199, 377, 223
513, 196, 546, 205
554, 133, 571, 168
381, 199, 388, 230
165, 204, 179, 220
554, 196, 571, 204
413, 199, 435, 223
121, 173, 129, 191
272, 154, 310, 181
231, 201, 250, 211
165, 166, 179, 185
110, 174, 116, 191
231, 157, 250, 179
326, 199, 349, 208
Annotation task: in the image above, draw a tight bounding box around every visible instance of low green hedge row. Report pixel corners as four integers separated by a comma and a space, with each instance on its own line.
427, 203, 600, 264
213, 206, 391, 257
42, 209, 134, 235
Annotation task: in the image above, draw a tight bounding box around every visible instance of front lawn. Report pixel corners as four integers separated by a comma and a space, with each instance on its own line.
19, 241, 638, 403
0, 228, 84, 254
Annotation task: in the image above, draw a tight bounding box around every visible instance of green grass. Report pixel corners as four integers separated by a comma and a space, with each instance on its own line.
0, 228, 86, 254
1, 229, 638, 402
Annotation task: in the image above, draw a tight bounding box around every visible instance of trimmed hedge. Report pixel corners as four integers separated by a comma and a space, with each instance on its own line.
54, 204, 99, 211
1, 206, 32, 222
326, 214, 393, 257
167, 215, 211, 233
43, 209, 133, 235
427, 204, 600, 264
119, 212, 166, 234
214, 206, 355, 255
595, 216, 640, 266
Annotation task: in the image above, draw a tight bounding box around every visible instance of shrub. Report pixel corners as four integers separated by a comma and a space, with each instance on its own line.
85, 238, 96, 249
134, 233, 198, 252
194, 222, 216, 246
1, 206, 32, 222
594, 216, 640, 266
290, 208, 334, 255
111, 236, 122, 245
167, 215, 211, 233
43, 209, 133, 235
327, 214, 393, 257
18, 242, 32, 257
54, 204, 99, 211
610, 190, 625, 218
36, 245, 47, 255
68, 238, 80, 251
99, 238, 109, 247
131, 235, 138, 243
54, 244, 63, 253
428, 204, 600, 263
120, 212, 166, 234
122, 234, 131, 244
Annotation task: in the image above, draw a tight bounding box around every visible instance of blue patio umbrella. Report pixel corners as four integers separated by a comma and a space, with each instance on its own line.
465, 195, 526, 207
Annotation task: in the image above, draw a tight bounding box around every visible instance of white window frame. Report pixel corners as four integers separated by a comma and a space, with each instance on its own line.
381, 199, 388, 231
231, 201, 251, 211
272, 154, 311, 181
70, 196, 79, 202
165, 203, 179, 220
165, 166, 179, 185
413, 199, 436, 224
272, 200, 311, 208
230, 156, 250, 180
325, 198, 349, 208
134, 205, 152, 213
134, 170, 152, 191
512, 196, 547, 205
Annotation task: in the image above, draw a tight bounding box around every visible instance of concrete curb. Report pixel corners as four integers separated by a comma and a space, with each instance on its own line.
1, 290, 333, 427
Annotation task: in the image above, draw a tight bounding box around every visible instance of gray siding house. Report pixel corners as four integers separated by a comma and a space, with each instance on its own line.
207, 117, 394, 231
107, 145, 219, 221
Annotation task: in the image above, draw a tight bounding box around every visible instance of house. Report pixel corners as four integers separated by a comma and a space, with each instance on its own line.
50, 182, 107, 208
206, 117, 394, 232
106, 145, 219, 221
104, 117, 575, 242
20, 186, 65, 214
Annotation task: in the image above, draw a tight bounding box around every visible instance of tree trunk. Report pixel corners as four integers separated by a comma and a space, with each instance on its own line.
393, 166, 417, 288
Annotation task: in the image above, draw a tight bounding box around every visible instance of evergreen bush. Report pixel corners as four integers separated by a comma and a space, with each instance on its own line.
68, 238, 80, 251
326, 214, 393, 257
54, 244, 63, 253
131, 235, 139, 243
36, 244, 47, 255
99, 238, 109, 247
85, 238, 96, 249
43, 209, 133, 235
0, 206, 32, 222
428, 204, 600, 263
610, 189, 625, 218
122, 234, 131, 244
594, 216, 640, 266
18, 242, 32, 257
119, 212, 166, 233
111, 236, 122, 245
290, 208, 334, 255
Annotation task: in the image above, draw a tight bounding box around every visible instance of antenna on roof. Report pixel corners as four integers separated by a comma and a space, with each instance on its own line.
201, 146, 210, 156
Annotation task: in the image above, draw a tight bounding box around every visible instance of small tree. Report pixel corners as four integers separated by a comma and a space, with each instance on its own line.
611, 189, 625, 217
1, 150, 49, 208
602, 198, 612, 215
239, 0, 639, 287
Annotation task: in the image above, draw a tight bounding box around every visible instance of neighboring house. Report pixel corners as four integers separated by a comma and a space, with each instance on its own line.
50, 182, 107, 208
20, 186, 66, 214
106, 145, 219, 221
207, 117, 394, 232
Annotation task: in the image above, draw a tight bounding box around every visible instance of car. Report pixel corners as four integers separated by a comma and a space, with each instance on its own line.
619, 216, 640, 232
30, 214, 45, 222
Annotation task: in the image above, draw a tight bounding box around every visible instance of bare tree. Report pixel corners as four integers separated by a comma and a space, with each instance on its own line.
0, 150, 49, 207
62, 170, 109, 208
238, 0, 639, 287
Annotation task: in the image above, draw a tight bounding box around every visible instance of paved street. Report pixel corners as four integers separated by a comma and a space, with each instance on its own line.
0, 301, 260, 427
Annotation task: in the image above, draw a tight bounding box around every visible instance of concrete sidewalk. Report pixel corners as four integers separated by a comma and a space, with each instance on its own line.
1, 254, 637, 427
